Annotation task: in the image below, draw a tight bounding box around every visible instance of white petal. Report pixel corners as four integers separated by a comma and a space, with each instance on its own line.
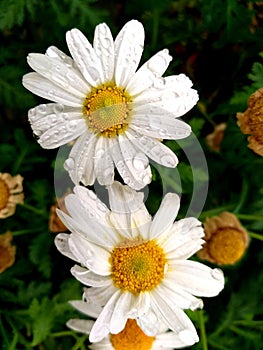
68, 232, 111, 276
23, 72, 83, 107
107, 182, 151, 239
158, 281, 203, 311
151, 289, 199, 343
69, 299, 102, 318
109, 136, 152, 190
71, 265, 112, 287
133, 74, 199, 118
114, 20, 144, 87
150, 193, 180, 239
66, 319, 94, 334
89, 290, 122, 342
126, 129, 178, 168
110, 292, 132, 334
54, 233, 76, 261
130, 113, 191, 140
64, 192, 117, 247
93, 23, 115, 82
27, 53, 89, 98
66, 132, 97, 186
94, 137, 114, 186
66, 28, 103, 86
37, 118, 85, 149
169, 260, 224, 297
126, 49, 172, 96
83, 284, 118, 310
154, 330, 198, 348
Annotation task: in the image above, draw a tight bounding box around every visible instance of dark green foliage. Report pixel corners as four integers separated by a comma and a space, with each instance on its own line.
1, 0, 263, 349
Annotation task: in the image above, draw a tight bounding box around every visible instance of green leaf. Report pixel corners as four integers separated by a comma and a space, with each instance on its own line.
29, 232, 52, 278
28, 298, 55, 346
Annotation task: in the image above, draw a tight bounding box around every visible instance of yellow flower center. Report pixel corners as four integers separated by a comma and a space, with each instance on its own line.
208, 228, 246, 265
110, 238, 166, 295
0, 179, 9, 210
110, 319, 155, 350
83, 83, 132, 138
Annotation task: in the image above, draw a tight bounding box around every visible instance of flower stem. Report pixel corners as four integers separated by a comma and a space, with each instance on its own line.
233, 179, 249, 214
20, 203, 47, 216
235, 213, 263, 221
197, 310, 208, 350
248, 231, 263, 241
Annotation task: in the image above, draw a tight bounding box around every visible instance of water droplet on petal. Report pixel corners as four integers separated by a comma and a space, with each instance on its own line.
87, 190, 97, 200
142, 174, 151, 185
161, 155, 176, 167
64, 158, 75, 171
132, 153, 148, 170
211, 268, 224, 280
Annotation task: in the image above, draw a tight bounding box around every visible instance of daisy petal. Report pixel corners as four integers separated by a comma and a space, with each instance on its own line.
27, 53, 89, 98
109, 137, 151, 190
89, 290, 122, 342
150, 193, 180, 238
23, 72, 83, 107
83, 284, 118, 310
151, 289, 199, 344
114, 20, 144, 87
37, 118, 85, 149
133, 74, 199, 118
46, 45, 74, 66
158, 281, 203, 311
54, 233, 76, 261
126, 49, 173, 95
110, 292, 132, 334
93, 23, 115, 82
66, 28, 103, 86
68, 233, 111, 276
94, 137, 114, 186
169, 260, 224, 297
28, 103, 81, 124
66, 319, 94, 334
126, 129, 178, 168
66, 132, 97, 186
69, 299, 102, 318
71, 265, 112, 287
130, 114, 191, 140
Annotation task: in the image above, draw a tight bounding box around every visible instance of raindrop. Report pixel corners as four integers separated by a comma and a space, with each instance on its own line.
87, 190, 97, 200
95, 148, 105, 159
68, 120, 77, 130
160, 154, 176, 167
211, 268, 224, 281
132, 154, 148, 170
142, 174, 151, 185
38, 104, 47, 113
64, 158, 75, 171
158, 129, 167, 137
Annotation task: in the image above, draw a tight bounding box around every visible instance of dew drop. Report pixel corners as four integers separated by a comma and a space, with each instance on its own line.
38, 104, 47, 113
87, 190, 97, 200
132, 153, 148, 170
64, 158, 75, 171
161, 154, 176, 167
95, 148, 105, 158
211, 268, 224, 281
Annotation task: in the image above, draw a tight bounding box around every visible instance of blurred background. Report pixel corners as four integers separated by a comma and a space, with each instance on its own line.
0, 0, 263, 349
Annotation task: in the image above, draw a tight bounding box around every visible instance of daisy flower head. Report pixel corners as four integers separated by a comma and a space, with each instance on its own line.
55, 181, 224, 344
67, 317, 199, 350
23, 20, 199, 190
0, 173, 24, 219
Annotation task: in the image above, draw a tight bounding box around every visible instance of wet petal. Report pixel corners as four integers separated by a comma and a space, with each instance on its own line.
66, 319, 94, 334
150, 193, 180, 239
93, 22, 115, 82
23, 72, 83, 107
94, 137, 115, 186
126, 129, 178, 168
66, 28, 103, 86
114, 20, 144, 87
168, 260, 224, 297
71, 265, 112, 287
27, 53, 89, 97
54, 233, 76, 261
126, 49, 172, 96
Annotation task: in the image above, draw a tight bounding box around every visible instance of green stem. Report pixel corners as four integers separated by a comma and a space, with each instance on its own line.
233, 180, 249, 214
235, 213, 263, 221
199, 204, 236, 220
72, 335, 88, 350
20, 203, 47, 216
11, 228, 43, 236
248, 231, 263, 241
12, 145, 29, 174
197, 310, 208, 350
50, 331, 78, 339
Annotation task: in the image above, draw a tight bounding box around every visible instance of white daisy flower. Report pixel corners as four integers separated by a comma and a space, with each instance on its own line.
55, 181, 224, 343
23, 20, 198, 190
67, 317, 198, 349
